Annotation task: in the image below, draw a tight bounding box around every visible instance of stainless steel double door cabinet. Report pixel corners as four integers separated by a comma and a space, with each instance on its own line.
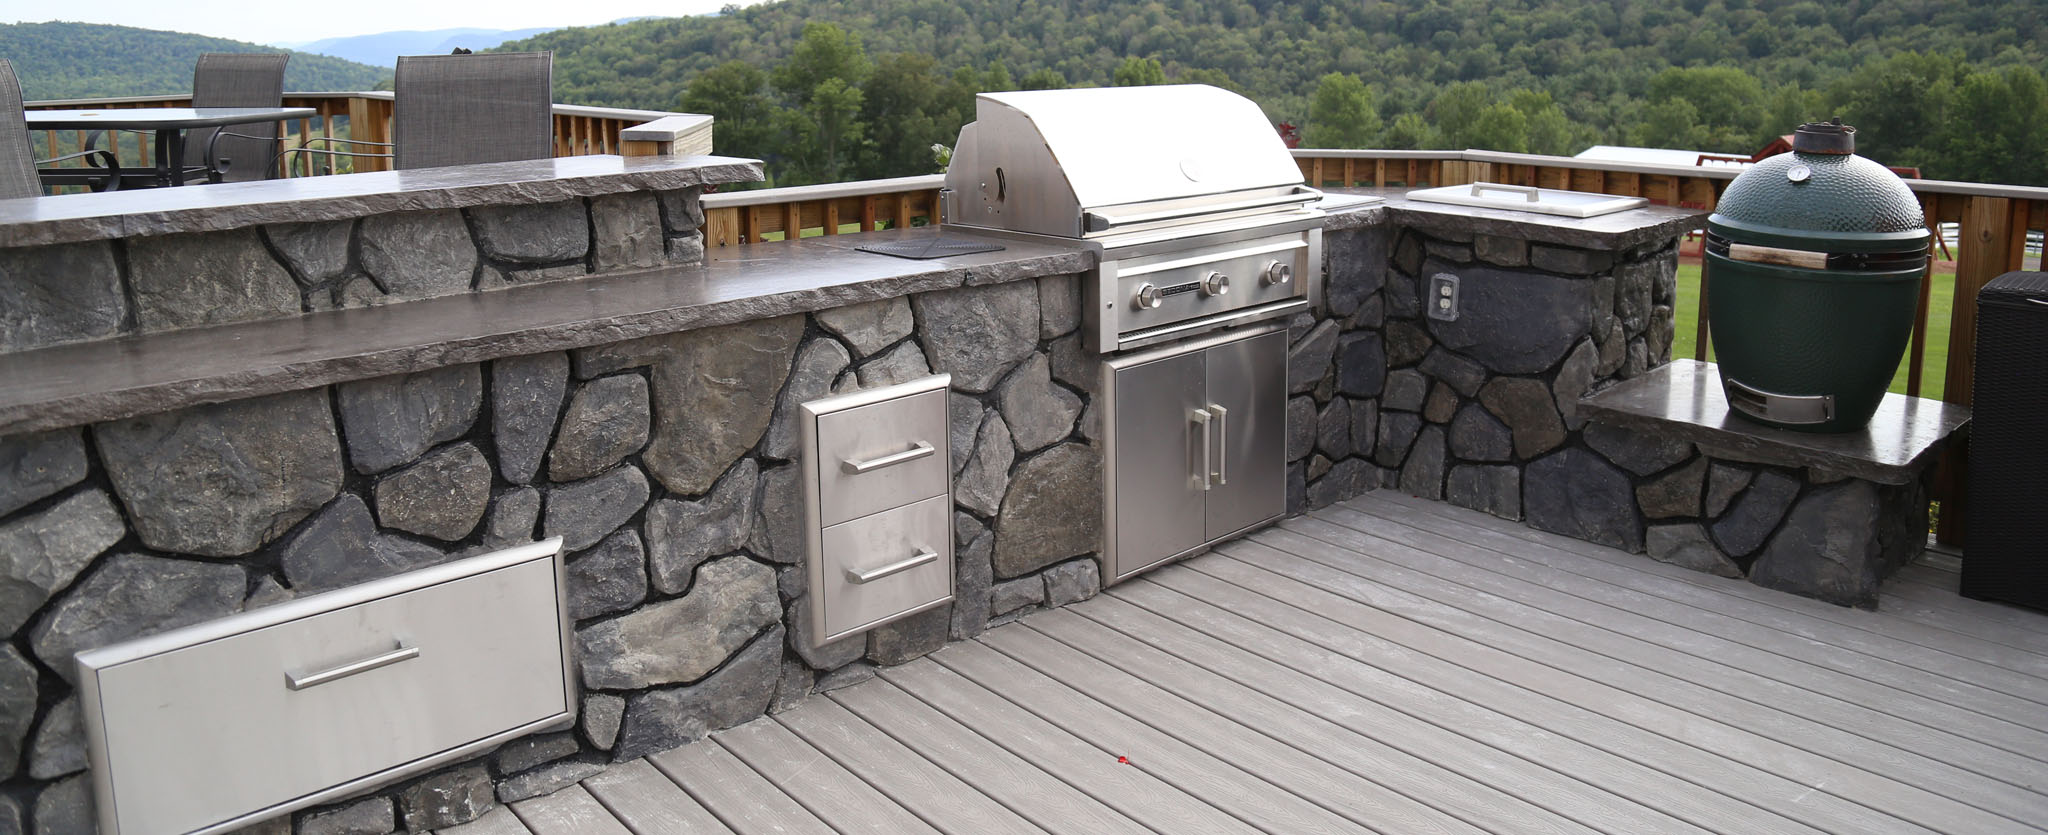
1103, 324, 1286, 584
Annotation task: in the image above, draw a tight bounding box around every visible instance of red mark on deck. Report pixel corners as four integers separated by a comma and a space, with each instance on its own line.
1116, 755, 1130, 765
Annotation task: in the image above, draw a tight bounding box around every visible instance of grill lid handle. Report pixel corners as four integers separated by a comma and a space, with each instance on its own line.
1083, 186, 1323, 232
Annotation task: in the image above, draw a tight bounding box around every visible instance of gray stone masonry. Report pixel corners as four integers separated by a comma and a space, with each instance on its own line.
1564, 361, 1963, 607
2, 179, 719, 355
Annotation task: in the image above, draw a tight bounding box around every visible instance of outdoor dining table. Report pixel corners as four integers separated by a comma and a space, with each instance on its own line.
26, 106, 318, 188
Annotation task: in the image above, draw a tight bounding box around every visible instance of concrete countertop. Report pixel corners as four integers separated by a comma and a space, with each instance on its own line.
0, 227, 1091, 434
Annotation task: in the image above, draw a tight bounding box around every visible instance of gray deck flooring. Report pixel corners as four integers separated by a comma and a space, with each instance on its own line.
474, 491, 2048, 835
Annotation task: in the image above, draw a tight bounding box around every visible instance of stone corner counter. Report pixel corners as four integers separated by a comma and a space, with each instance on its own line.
1579, 359, 1969, 608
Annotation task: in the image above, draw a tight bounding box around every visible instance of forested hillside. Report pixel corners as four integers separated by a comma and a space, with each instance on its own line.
505, 0, 2048, 187
0, 22, 390, 99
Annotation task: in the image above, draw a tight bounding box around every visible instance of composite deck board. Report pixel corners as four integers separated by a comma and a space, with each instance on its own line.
536, 494, 2048, 834
510, 785, 632, 835
1894, 562, 1965, 593
580, 759, 734, 834
712, 717, 942, 835
877, 652, 1258, 835
1139, 559, 1909, 835
832, 670, 1156, 835
771, 697, 1045, 835
647, 737, 836, 835
436, 805, 535, 835
1022, 606, 1613, 835
1277, 512, 2048, 785
1879, 576, 2048, 641
1243, 523, 2048, 826
968, 624, 1456, 835
1354, 492, 2048, 696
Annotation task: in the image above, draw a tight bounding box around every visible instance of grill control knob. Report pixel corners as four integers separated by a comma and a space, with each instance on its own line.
1201, 271, 1230, 297
1133, 283, 1163, 310
1264, 261, 1293, 286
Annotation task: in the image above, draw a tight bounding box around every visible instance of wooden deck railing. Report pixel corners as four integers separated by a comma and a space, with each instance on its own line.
698, 175, 946, 253
24, 92, 712, 178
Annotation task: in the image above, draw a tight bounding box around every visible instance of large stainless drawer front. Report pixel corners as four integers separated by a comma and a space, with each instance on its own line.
74, 540, 575, 835
802, 374, 954, 647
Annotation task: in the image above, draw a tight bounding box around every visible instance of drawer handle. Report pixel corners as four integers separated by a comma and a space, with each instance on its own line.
846, 550, 939, 585
842, 441, 936, 475
286, 644, 420, 691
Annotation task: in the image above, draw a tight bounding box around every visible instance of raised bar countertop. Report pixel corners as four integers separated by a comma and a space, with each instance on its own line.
0, 154, 762, 248
0, 227, 1091, 434
1581, 359, 1970, 484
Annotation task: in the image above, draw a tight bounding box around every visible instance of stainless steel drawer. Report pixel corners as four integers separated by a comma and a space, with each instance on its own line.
811, 387, 950, 526
75, 540, 575, 835
816, 494, 954, 643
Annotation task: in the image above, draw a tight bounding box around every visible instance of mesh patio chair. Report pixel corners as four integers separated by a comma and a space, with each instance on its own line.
1, 58, 121, 198
188, 52, 289, 182
282, 51, 554, 174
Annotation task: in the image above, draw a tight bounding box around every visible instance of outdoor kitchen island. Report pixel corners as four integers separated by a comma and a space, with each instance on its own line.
0, 157, 1719, 832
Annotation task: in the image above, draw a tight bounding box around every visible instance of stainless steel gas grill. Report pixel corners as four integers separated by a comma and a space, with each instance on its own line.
942, 85, 1327, 354
943, 85, 1334, 585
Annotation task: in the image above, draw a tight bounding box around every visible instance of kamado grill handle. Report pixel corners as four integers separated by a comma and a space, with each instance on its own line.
1085, 186, 1324, 232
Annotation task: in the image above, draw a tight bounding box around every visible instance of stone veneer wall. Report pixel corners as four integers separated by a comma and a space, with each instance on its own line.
0, 189, 708, 354
1294, 216, 1925, 610
1275, 213, 1914, 608
0, 269, 1125, 833
1293, 219, 1682, 520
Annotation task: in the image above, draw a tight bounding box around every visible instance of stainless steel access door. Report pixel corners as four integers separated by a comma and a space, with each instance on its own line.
1109, 348, 1210, 580
1104, 324, 1287, 584
1203, 330, 1287, 539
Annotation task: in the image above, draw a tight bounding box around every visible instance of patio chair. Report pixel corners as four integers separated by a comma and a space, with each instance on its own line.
281, 51, 554, 174
1, 58, 122, 197
188, 52, 290, 182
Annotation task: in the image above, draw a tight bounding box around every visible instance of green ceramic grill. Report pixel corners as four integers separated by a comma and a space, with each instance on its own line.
1704, 120, 1930, 432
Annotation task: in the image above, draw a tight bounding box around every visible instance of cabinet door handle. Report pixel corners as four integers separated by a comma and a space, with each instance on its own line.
1209, 404, 1228, 486
842, 441, 935, 474
286, 644, 419, 691
1192, 407, 1213, 491
846, 550, 939, 585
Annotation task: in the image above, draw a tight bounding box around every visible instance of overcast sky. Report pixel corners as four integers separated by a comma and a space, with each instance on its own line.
6, 2, 735, 46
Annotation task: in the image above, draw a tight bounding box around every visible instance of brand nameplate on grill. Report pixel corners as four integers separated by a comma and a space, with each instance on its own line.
1161, 282, 1202, 297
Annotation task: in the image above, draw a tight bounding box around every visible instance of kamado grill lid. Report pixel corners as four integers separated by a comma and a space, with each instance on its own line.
1708, 119, 1928, 255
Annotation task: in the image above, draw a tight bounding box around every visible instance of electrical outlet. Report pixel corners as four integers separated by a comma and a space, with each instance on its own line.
1427, 273, 1461, 321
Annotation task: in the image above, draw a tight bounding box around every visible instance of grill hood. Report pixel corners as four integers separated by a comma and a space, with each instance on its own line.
944, 85, 1312, 239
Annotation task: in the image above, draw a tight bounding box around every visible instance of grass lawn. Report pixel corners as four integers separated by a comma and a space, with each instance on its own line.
1670, 260, 1957, 401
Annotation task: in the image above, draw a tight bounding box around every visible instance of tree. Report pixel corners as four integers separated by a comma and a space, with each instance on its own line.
1020, 68, 1068, 90
772, 22, 870, 107
1427, 81, 1492, 148
1113, 56, 1166, 86
1644, 65, 1763, 152
1827, 51, 1964, 168
1632, 98, 1702, 149
772, 23, 872, 185
1304, 73, 1380, 148
1931, 66, 2048, 186
1468, 103, 1529, 153
681, 61, 775, 162
862, 52, 956, 178
1507, 89, 1578, 155
1382, 113, 1434, 149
